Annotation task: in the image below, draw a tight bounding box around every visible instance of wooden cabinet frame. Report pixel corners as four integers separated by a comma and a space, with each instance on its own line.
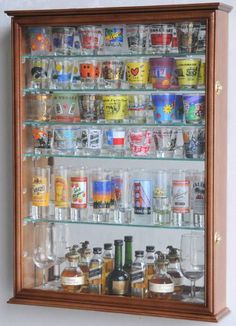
5, 2, 232, 322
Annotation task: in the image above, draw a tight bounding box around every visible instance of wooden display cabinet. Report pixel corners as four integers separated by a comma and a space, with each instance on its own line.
5, 2, 232, 322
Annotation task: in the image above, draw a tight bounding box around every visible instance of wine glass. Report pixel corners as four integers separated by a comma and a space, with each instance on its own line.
180, 233, 205, 303
33, 222, 56, 289
51, 223, 69, 288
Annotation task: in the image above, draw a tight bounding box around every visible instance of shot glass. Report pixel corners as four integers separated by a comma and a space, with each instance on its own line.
103, 25, 127, 54
149, 57, 174, 89
182, 94, 205, 124
152, 94, 176, 124
129, 128, 152, 157
27, 27, 51, 55
26, 94, 52, 121
103, 95, 128, 122
153, 127, 177, 158
52, 93, 80, 122
175, 58, 201, 89
26, 58, 51, 89
149, 24, 174, 53
80, 127, 103, 156
79, 25, 103, 55
32, 125, 53, 154
133, 170, 153, 218
54, 166, 70, 220
53, 126, 80, 154
79, 94, 100, 122
51, 59, 74, 89
128, 95, 151, 123
101, 60, 125, 89
79, 60, 101, 89
153, 170, 171, 225
103, 127, 126, 156
126, 58, 150, 89
197, 23, 206, 53
183, 127, 205, 159
52, 27, 75, 55
126, 24, 149, 54
176, 22, 200, 53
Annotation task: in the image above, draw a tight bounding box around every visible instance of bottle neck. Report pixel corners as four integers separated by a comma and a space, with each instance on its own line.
69, 260, 78, 268
114, 244, 123, 270
124, 240, 132, 269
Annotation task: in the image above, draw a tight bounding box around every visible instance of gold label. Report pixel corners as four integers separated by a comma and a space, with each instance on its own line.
149, 282, 174, 293
112, 280, 128, 295
32, 176, 49, 207
61, 276, 84, 286
55, 176, 69, 208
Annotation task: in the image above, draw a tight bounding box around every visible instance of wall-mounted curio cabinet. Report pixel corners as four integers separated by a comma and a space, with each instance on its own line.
5, 2, 232, 322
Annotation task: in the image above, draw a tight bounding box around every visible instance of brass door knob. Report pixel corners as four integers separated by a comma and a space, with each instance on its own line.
215, 81, 223, 95
214, 232, 222, 245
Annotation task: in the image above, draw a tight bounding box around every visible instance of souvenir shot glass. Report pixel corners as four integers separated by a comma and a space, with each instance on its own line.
126, 58, 150, 89
92, 168, 112, 222
103, 127, 126, 156
152, 94, 176, 124
116, 169, 133, 224
182, 94, 205, 124
101, 60, 125, 89
32, 166, 51, 219
176, 22, 200, 53
103, 25, 128, 54
78, 25, 103, 55
26, 58, 51, 89
79, 94, 100, 122
52, 27, 75, 55
183, 127, 205, 159
26, 94, 52, 121
175, 58, 201, 89
54, 166, 70, 220
80, 127, 103, 156
129, 128, 152, 157
197, 23, 206, 53
153, 127, 177, 158
52, 93, 80, 122
103, 95, 128, 123
149, 57, 174, 89
191, 171, 205, 228
51, 59, 74, 89
126, 24, 149, 54
128, 95, 151, 123
152, 170, 171, 225
27, 27, 51, 55
149, 24, 174, 53
32, 125, 53, 154
79, 60, 101, 89
53, 126, 80, 154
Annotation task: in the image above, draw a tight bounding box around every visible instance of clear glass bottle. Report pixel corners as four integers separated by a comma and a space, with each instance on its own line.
78, 241, 92, 291
61, 247, 84, 292
123, 235, 133, 295
144, 245, 156, 289
131, 250, 146, 298
70, 167, 88, 221
107, 240, 129, 296
166, 246, 184, 297
102, 243, 114, 293
148, 251, 174, 299
89, 247, 103, 294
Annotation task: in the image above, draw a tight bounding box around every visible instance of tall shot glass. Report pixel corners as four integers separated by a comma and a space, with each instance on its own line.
32, 167, 50, 220
54, 166, 70, 220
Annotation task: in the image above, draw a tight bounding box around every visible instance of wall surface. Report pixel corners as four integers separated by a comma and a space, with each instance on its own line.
0, 0, 235, 325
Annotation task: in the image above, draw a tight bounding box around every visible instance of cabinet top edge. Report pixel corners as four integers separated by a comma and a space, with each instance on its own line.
5, 2, 233, 17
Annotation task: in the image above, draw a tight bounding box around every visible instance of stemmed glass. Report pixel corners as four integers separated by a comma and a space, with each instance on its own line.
51, 223, 69, 288
33, 222, 56, 289
180, 233, 205, 303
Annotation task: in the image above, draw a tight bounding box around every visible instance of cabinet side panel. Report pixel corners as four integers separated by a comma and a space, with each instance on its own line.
213, 10, 228, 314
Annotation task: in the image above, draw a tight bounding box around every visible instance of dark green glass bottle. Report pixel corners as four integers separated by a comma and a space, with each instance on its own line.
107, 240, 129, 296
123, 235, 133, 294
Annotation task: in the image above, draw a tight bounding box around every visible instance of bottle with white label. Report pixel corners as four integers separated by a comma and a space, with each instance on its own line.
70, 167, 88, 221
192, 171, 205, 228
166, 246, 184, 297
61, 246, 84, 292
148, 251, 174, 299
171, 170, 191, 226
131, 250, 146, 298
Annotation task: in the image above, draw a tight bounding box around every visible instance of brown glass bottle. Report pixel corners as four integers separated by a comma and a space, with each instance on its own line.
102, 243, 114, 293
123, 235, 133, 294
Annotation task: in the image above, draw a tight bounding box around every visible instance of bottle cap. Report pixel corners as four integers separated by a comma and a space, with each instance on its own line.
124, 235, 133, 241
146, 245, 155, 252
93, 247, 102, 254
135, 250, 144, 257
66, 247, 80, 261
156, 251, 169, 265
114, 239, 123, 246
166, 246, 179, 260
104, 243, 113, 250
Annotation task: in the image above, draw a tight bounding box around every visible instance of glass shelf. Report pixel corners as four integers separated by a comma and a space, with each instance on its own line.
24, 152, 205, 162
24, 120, 205, 128
22, 51, 206, 60
23, 88, 206, 95
23, 216, 204, 231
